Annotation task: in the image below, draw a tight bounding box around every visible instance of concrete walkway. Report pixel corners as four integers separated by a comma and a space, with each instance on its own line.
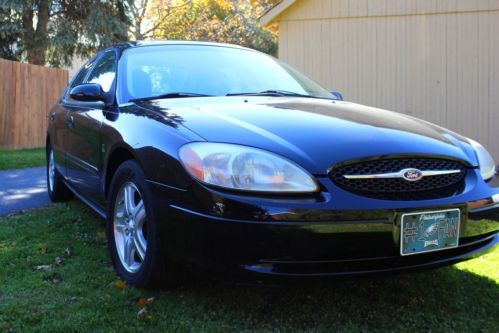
0, 167, 51, 216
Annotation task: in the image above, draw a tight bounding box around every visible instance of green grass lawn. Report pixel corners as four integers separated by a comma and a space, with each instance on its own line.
0, 147, 46, 170
0, 202, 497, 332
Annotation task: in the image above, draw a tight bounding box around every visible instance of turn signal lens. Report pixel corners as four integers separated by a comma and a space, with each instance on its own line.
468, 139, 496, 181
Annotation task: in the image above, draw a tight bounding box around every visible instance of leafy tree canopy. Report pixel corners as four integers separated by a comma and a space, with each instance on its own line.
131, 0, 279, 55
0, 0, 279, 66
0, 0, 129, 66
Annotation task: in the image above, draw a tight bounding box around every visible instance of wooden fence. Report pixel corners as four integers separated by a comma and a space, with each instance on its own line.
0, 59, 68, 149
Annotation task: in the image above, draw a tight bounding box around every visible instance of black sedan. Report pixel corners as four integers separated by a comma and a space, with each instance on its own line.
46, 41, 499, 287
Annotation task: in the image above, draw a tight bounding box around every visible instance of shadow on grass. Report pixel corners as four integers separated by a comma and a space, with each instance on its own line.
0, 201, 497, 332
158, 266, 498, 332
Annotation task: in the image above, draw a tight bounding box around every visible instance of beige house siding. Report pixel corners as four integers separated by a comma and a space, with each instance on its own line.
272, 0, 499, 162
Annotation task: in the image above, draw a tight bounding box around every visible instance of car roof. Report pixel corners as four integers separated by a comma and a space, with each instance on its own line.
112, 40, 253, 52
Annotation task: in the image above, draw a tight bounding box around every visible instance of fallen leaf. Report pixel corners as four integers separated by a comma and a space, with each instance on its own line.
11, 240, 17, 246
54, 256, 63, 266
115, 279, 127, 289
137, 307, 152, 321
46, 277, 62, 284
64, 247, 72, 257
136, 297, 155, 307
96, 232, 106, 240
408, 297, 418, 305
34, 264, 52, 271
137, 307, 147, 317
39, 246, 48, 254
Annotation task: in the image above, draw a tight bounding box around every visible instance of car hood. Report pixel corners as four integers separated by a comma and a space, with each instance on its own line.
139, 97, 478, 175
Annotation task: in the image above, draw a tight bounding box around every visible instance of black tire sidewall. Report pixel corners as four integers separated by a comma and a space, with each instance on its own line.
106, 160, 163, 287
46, 144, 71, 202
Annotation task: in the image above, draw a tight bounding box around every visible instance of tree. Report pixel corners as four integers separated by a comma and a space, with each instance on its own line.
0, 0, 281, 65
141, 0, 278, 55
126, 0, 191, 40
0, 6, 22, 60
0, 0, 129, 67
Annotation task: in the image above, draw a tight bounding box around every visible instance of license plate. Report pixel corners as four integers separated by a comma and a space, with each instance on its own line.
400, 208, 460, 256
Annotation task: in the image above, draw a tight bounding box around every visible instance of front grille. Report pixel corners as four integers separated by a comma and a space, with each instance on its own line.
330, 158, 467, 200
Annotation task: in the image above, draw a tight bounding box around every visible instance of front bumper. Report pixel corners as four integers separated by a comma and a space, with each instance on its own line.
149, 172, 499, 282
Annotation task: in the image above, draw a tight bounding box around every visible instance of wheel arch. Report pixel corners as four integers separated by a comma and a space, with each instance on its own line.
104, 145, 139, 199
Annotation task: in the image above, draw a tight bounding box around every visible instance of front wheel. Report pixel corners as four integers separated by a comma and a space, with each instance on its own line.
46, 145, 72, 202
107, 160, 171, 288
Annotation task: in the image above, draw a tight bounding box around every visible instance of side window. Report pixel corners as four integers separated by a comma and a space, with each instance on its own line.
86, 50, 117, 93
63, 58, 96, 102
70, 62, 93, 89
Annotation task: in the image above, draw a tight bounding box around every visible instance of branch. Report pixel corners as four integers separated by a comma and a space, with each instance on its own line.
140, 0, 192, 37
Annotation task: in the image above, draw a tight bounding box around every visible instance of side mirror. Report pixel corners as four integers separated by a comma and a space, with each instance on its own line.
69, 83, 105, 102
330, 90, 343, 101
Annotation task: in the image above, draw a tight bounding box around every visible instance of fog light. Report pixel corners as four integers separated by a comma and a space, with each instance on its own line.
493, 193, 499, 203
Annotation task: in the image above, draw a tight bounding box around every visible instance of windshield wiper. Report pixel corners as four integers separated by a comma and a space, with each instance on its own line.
226, 90, 322, 98
130, 92, 213, 102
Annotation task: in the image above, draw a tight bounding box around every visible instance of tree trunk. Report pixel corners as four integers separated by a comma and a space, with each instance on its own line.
22, 0, 50, 65
21, 4, 35, 61
27, 49, 46, 65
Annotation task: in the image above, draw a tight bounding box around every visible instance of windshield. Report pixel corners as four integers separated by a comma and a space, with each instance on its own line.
117, 44, 334, 103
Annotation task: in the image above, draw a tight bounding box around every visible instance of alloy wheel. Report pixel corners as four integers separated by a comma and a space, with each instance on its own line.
48, 150, 55, 193
113, 182, 148, 273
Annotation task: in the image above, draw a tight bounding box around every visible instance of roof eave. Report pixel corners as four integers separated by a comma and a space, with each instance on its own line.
260, 0, 297, 26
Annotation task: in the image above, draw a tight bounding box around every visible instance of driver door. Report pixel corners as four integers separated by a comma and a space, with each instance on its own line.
63, 50, 117, 205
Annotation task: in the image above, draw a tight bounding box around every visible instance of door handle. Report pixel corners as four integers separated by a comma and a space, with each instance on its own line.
67, 115, 74, 128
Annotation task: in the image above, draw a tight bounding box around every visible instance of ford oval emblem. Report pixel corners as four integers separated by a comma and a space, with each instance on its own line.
402, 168, 423, 181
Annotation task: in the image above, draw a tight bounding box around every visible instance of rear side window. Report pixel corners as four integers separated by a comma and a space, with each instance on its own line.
86, 50, 117, 93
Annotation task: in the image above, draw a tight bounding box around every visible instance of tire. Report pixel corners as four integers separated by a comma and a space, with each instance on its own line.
106, 160, 170, 288
46, 144, 72, 202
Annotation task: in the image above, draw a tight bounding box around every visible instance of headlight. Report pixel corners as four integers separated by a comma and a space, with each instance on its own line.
179, 142, 319, 193
468, 139, 496, 180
